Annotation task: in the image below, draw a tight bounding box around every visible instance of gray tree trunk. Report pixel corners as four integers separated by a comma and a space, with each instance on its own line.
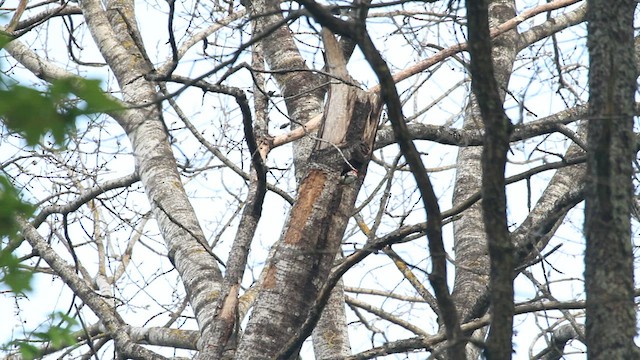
8, 0, 639, 358
246, 0, 354, 357
80, 0, 225, 347
584, 0, 639, 358
235, 29, 381, 360
466, 0, 515, 356
448, 0, 518, 358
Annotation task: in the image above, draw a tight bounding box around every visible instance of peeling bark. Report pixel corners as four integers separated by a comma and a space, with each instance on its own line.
236, 29, 380, 359
248, 0, 325, 182
4, 0, 632, 359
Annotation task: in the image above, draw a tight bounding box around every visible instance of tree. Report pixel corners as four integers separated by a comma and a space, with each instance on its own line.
0, 0, 637, 359
584, 0, 638, 358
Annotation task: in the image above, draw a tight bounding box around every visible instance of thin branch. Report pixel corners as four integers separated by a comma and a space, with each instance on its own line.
156, 10, 247, 75
345, 298, 595, 360
383, 247, 440, 316
289, 3, 465, 357
271, 0, 583, 149
345, 296, 430, 337
32, 173, 139, 228
6, 0, 28, 32
18, 218, 169, 360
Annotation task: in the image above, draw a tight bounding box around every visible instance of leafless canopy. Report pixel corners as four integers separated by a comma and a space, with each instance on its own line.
1, 0, 638, 359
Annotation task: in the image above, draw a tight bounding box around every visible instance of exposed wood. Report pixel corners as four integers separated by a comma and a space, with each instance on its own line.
237, 28, 381, 360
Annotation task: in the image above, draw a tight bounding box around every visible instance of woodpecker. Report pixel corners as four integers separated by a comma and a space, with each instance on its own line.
341, 169, 358, 184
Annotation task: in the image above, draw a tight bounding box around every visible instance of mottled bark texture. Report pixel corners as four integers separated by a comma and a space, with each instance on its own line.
532, 323, 584, 360
79, 0, 224, 354
248, 0, 354, 355
248, 0, 325, 182
312, 277, 352, 359
448, 0, 517, 358
235, 29, 380, 359
585, 0, 639, 358
466, 0, 514, 358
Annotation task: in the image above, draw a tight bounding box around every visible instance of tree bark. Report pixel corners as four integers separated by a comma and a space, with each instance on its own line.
312, 277, 352, 359
6, 0, 639, 359
247, 1, 355, 355
248, 0, 325, 182
79, 0, 225, 354
584, 0, 639, 358
448, 0, 517, 358
466, 0, 514, 357
235, 29, 381, 359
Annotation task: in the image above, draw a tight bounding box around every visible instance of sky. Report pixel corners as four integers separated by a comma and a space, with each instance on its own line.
0, 0, 630, 359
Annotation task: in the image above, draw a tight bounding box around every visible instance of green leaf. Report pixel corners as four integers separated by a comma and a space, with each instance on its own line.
34, 312, 78, 349
2, 338, 40, 360
2, 312, 79, 359
51, 77, 123, 113
0, 176, 34, 235
0, 84, 73, 146
0, 176, 34, 294
0, 33, 12, 49
16, 342, 39, 360
0, 78, 122, 146
0, 249, 32, 294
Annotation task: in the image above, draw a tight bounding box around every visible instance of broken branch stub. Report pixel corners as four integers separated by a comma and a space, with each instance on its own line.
312, 28, 381, 177
236, 29, 382, 359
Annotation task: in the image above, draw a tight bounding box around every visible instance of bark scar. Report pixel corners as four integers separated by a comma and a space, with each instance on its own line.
284, 169, 327, 245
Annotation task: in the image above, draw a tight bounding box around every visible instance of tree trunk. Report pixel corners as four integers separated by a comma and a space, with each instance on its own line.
79, 0, 225, 348
466, 0, 515, 354
248, 0, 354, 356
584, 0, 639, 358
312, 268, 352, 358
235, 29, 381, 359
448, 0, 518, 358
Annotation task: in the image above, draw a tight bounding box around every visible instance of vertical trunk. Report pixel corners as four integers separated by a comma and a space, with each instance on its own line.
249, 0, 325, 182
312, 277, 351, 359
448, 0, 517, 358
235, 29, 381, 359
79, 0, 224, 354
193, 21, 271, 360
466, 0, 514, 356
584, 0, 638, 358
248, 1, 353, 356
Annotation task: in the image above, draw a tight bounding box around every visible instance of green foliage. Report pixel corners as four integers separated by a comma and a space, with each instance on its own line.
2, 312, 79, 359
33, 312, 79, 349
7, 341, 39, 360
0, 177, 33, 236
0, 247, 32, 294
0, 68, 120, 293
0, 32, 121, 146
0, 77, 122, 146
0, 45, 117, 356
0, 176, 34, 294
0, 33, 12, 49
0, 83, 71, 146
